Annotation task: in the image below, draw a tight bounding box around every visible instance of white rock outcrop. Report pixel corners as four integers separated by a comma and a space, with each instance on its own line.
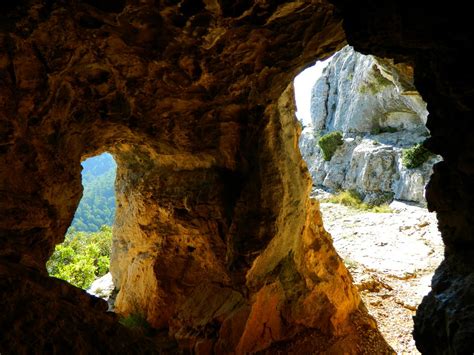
87, 272, 115, 301
299, 46, 440, 204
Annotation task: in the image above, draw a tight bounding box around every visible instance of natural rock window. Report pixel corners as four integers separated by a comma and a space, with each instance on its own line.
3, 1, 472, 353
294, 46, 444, 354
47, 153, 116, 297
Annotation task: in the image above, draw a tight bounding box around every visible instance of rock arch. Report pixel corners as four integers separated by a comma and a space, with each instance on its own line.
0, 0, 472, 353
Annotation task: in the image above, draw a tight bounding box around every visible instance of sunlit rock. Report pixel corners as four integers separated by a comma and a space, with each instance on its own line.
0, 0, 472, 353
300, 46, 440, 204
87, 272, 114, 301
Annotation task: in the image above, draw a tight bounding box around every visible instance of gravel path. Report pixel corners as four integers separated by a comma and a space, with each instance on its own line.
316, 193, 444, 354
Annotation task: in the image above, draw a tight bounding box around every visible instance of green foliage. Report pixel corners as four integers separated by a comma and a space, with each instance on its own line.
119, 313, 150, 329
325, 189, 364, 208
402, 143, 432, 169
71, 153, 117, 232
324, 190, 392, 213
49, 154, 117, 289
47, 226, 113, 289
318, 131, 344, 161
370, 204, 393, 213
119, 313, 154, 336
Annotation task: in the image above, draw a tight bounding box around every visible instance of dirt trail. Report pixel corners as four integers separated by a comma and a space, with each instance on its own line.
316, 192, 444, 354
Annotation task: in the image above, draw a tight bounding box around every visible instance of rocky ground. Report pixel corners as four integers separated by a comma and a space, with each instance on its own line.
314, 190, 444, 354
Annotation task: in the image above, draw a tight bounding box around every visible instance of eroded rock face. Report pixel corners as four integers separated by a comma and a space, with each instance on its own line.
299, 46, 440, 205
107, 86, 385, 352
310, 47, 427, 134
0, 1, 393, 353
1, 0, 472, 353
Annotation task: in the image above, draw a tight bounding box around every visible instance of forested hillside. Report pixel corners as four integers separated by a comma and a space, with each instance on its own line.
70, 153, 116, 232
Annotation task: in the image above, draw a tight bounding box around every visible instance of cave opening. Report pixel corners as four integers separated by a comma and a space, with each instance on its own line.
294, 45, 444, 354
47, 152, 117, 300
2, 0, 472, 352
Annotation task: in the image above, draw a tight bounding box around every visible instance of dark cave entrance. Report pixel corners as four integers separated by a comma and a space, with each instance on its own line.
47, 152, 117, 299
294, 45, 443, 353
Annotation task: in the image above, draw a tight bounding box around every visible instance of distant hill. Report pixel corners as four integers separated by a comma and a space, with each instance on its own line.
70, 153, 116, 232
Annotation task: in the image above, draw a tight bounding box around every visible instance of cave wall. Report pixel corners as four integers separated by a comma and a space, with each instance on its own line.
329, 1, 474, 353
0, 1, 393, 353
1, 0, 472, 353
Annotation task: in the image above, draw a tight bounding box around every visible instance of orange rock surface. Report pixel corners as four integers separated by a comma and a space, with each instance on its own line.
1, 0, 473, 353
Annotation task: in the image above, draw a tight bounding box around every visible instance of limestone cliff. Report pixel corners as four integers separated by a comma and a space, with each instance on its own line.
299, 46, 440, 204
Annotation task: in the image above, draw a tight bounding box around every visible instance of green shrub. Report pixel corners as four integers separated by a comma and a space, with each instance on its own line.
326, 189, 364, 208
370, 127, 381, 135
47, 225, 112, 289
119, 313, 154, 336
318, 131, 344, 161
119, 313, 150, 328
402, 143, 432, 169
324, 190, 392, 213
370, 204, 393, 213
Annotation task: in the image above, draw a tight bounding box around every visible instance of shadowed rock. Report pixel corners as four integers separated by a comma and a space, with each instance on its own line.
0, 0, 473, 353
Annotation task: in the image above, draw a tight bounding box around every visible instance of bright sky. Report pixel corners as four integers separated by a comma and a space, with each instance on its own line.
294, 57, 332, 126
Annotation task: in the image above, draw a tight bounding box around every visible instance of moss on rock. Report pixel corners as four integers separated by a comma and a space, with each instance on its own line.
318, 131, 344, 161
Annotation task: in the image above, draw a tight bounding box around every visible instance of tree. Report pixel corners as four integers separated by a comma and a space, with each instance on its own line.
47, 226, 113, 289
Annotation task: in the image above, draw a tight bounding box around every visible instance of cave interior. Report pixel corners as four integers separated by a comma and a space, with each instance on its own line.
0, 0, 473, 354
